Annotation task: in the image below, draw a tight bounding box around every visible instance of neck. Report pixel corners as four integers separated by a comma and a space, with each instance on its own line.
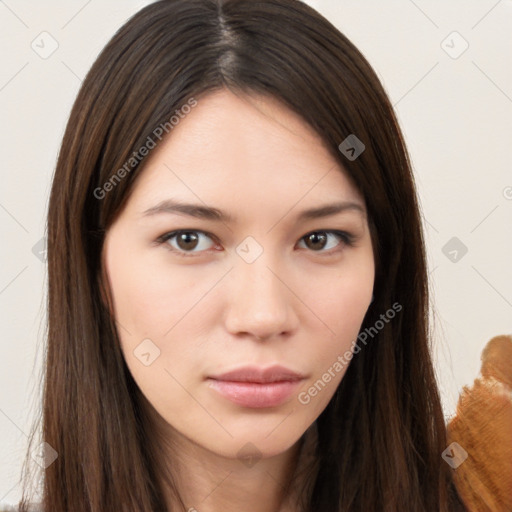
159, 424, 318, 512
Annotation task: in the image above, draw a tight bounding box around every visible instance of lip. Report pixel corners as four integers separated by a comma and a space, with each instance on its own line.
209, 365, 305, 383
207, 365, 305, 408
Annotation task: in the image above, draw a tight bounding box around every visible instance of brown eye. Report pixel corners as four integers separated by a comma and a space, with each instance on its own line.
303, 232, 328, 250
158, 230, 216, 256
175, 232, 200, 251
298, 230, 354, 253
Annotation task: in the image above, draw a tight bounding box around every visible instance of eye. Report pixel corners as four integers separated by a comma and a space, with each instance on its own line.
156, 230, 218, 257
156, 229, 356, 258
297, 230, 355, 254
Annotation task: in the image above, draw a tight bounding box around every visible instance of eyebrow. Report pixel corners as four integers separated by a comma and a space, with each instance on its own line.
141, 199, 366, 222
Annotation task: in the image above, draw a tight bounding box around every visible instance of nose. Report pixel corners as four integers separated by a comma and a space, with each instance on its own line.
224, 256, 299, 342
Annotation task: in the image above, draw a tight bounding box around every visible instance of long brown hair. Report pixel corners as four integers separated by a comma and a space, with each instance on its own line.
18, 0, 468, 510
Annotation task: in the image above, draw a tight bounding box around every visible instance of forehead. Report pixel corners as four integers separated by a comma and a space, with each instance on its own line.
124, 89, 365, 219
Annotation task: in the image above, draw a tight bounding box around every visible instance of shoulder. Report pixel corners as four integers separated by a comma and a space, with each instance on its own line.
447, 334, 512, 512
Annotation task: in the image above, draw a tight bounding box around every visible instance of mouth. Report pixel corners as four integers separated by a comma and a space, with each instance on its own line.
207, 365, 305, 408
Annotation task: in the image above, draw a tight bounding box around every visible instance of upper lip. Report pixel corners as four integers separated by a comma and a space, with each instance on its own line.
208, 365, 305, 383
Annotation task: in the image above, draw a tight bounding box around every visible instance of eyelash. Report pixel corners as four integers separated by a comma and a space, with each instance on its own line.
155, 229, 356, 258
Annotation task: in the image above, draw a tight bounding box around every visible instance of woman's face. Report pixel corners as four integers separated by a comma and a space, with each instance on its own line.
103, 89, 374, 460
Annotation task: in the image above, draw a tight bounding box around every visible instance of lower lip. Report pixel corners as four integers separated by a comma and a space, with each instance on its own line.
207, 379, 302, 408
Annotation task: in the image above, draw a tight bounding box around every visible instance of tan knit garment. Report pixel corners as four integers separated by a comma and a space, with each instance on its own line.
447, 334, 512, 512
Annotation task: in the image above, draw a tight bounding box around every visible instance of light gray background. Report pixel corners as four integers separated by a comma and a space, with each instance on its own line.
1, 0, 511, 506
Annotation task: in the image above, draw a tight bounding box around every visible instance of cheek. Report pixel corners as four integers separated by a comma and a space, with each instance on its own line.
106, 243, 205, 338
105, 244, 218, 387
302, 254, 373, 384
314, 255, 373, 334
106, 254, 204, 414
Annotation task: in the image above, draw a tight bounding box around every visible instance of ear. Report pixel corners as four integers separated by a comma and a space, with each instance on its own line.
98, 251, 115, 318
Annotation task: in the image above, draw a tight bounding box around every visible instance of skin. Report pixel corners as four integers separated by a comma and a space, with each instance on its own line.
103, 88, 375, 511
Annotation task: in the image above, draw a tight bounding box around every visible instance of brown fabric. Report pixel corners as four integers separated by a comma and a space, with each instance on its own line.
447, 335, 512, 512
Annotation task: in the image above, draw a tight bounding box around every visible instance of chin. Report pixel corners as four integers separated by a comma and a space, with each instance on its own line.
202, 420, 310, 462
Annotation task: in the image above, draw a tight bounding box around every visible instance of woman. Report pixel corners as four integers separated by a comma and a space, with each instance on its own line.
16, 0, 469, 510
